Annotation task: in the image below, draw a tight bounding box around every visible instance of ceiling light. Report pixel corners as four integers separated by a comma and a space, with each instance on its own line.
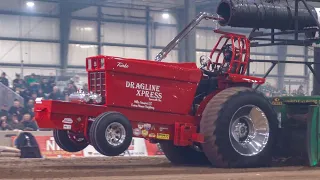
83, 27, 93, 31
26, 1, 35, 8
162, 13, 169, 19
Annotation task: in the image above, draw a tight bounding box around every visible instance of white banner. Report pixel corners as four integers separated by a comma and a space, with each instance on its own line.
83, 138, 148, 157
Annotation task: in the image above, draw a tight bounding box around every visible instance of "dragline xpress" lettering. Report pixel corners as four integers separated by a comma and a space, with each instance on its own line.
125, 81, 162, 102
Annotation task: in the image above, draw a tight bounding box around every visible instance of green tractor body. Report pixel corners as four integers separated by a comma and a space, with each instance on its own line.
271, 96, 320, 166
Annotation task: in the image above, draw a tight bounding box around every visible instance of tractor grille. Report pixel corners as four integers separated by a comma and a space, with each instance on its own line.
89, 71, 106, 97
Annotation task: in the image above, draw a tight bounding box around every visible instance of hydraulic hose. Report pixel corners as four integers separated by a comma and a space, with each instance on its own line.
216, 0, 319, 30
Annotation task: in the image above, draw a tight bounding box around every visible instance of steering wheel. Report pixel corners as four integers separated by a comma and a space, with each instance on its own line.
199, 55, 219, 77
199, 55, 213, 70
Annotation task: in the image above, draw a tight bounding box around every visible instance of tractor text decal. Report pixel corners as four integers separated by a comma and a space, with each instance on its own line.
131, 100, 155, 110
117, 62, 129, 68
126, 81, 162, 102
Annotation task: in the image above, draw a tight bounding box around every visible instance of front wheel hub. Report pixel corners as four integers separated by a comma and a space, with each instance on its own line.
105, 122, 126, 147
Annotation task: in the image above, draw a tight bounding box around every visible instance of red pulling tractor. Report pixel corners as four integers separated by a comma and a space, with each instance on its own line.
34, 12, 278, 168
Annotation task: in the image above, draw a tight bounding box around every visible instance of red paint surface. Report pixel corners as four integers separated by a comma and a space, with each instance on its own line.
35, 32, 267, 146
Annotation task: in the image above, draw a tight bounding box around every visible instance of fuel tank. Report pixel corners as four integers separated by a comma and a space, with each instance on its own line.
217, 0, 320, 30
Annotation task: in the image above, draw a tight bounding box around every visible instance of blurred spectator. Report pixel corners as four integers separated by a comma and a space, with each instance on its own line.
10, 114, 24, 131
64, 83, 77, 96
13, 74, 26, 91
281, 87, 287, 95
49, 76, 56, 89
292, 89, 297, 96
0, 104, 8, 118
8, 99, 25, 121
24, 99, 35, 117
83, 83, 88, 93
48, 86, 64, 100
1, 115, 8, 123
37, 89, 45, 98
30, 92, 38, 101
297, 85, 305, 96
27, 73, 39, 92
20, 89, 31, 105
21, 113, 38, 131
0, 72, 9, 87
72, 75, 83, 89
13, 74, 21, 87
0, 120, 12, 131
40, 78, 52, 94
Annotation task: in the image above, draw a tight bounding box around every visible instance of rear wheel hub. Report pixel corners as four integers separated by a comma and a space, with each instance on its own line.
229, 105, 270, 156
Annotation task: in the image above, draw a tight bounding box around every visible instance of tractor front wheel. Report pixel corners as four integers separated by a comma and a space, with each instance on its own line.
53, 130, 89, 152
89, 112, 133, 156
200, 87, 278, 168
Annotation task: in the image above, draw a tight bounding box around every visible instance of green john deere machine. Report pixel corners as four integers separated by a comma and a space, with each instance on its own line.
270, 96, 320, 166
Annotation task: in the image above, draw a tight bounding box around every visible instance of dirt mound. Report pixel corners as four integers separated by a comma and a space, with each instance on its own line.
0, 157, 319, 180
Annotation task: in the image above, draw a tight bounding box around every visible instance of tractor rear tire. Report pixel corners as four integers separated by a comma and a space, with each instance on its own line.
160, 141, 209, 165
89, 112, 133, 156
53, 130, 89, 152
200, 87, 278, 168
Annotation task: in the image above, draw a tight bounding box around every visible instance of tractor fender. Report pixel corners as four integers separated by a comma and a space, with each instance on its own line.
195, 90, 222, 117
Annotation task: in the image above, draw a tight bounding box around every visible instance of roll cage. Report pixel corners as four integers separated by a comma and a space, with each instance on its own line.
154, 11, 320, 88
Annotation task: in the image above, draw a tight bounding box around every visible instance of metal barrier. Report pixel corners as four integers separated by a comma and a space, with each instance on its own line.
0, 82, 24, 108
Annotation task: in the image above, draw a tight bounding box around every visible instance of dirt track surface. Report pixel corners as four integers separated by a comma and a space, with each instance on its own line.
1, 157, 320, 180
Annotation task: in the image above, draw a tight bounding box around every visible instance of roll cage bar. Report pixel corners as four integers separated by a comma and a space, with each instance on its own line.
154, 12, 223, 62
155, 10, 320, 88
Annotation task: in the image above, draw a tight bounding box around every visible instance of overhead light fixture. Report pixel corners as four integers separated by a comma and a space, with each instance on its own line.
83, 27, 93, 31
162, 13, 170, 19
26, 1, 35, 8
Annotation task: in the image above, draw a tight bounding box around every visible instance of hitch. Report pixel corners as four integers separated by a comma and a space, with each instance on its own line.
174, 122, 204, 146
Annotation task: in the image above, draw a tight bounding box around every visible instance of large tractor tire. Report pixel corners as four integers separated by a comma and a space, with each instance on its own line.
89, 112, 133, 156
160, 141, 209, 165
200, 87, 278, 168
53, 130, 89, 152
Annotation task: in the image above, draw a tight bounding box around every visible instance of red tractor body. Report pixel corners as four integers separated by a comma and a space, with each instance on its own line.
35, 57, 202, 145
34, 13, 277, 168
35, 30, 264, 146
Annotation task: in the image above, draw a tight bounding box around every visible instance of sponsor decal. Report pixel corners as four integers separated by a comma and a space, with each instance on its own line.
133, 128, 141, 136
142, 130, 149, 137
62, 118, 73, 124
271, 98, 282, 105
151, 125, 156, 131
125, 81, 162, 102
138, 123, 144, 129
63, 124, 71, 130
159, 127, 168, 132
131, 100, 155, 110
156, 133, 170, 140
35, 97, 43, 104
117, 62, 129, 68
144, 123, 152, 131
149, 133, 156, 138
77, 117, 82, 122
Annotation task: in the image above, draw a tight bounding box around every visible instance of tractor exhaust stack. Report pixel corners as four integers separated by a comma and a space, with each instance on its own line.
217, 0, 320, 30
